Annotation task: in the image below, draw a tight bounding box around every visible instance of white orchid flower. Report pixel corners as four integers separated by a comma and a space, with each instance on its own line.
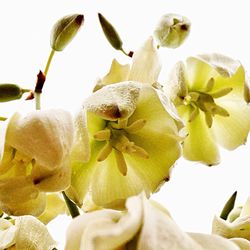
166, 53, 250, 165
0, 215, 56, 249
0, 109, 74, 216
65, 193, 244, 250
67, 37, 183, 210
212, 196, 250, 248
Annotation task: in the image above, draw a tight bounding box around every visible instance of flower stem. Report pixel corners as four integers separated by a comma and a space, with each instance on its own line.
62, 191, 80, 218
35, 49, 56, 110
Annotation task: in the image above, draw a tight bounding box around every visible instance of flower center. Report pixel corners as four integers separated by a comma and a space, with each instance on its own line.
93, 118, 149, 176
181, 78, 232, 128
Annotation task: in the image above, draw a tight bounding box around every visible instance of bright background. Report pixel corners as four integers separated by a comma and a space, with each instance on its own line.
1, 0, 250, 249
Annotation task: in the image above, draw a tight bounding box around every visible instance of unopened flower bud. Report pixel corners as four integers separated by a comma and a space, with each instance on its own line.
50, 14, 84, 51
154, 13, 191, 49
0, 84, 30, 102
98, 13, 123, 51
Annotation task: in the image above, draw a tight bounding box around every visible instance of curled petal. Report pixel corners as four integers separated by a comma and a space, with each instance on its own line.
128, 37, 161, 84
85, 81, 140, 121
65, 195, 142, 250
0, 218, 16, 249
6, 109, 74, 170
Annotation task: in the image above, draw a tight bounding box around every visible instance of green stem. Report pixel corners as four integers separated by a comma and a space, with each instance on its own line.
44, 49, 55, 76
62, 191, 80, 218
35, 49, 56, 110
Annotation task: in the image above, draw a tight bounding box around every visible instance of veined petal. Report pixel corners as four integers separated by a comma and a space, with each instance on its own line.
15, 215, 57, 249
128, 37, 161, 84
6, 109, 74, 170
91, 150, 149, 207
179, 106, 220, 165
66, 195, 142, 250
85, 81, 140, 121
212, 99, 250, 150
93, 59, 130, 91
38, 194, 66, 224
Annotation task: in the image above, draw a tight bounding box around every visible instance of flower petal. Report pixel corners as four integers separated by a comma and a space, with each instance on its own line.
230, 238, 250, 250
179, 107, 220, 165
212, 215, 250, 240
128, 37, 161, 84
38, 194, 66, 224
15, 215, 57, 249
85, 81, 140, 121
6, 109, 74, 170
212, 98, 250, 150
65, 195, 142, 250
0, 218, 16, 249
93, 59, 130, 91
70, 109, 90, 163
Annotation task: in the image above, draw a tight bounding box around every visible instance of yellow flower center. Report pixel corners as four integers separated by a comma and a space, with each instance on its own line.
181, 78, 233, 127
93, 118, 149, 176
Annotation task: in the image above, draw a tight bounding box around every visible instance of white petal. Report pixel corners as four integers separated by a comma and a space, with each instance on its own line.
65, 195, 142, 250
6, 109, 74, 170
128, 37, 161, 84
0, 218, 16, 249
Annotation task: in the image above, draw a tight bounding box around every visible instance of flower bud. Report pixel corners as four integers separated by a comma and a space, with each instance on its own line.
50, 14, 84, 51
154, 13, 191, 48
98, 13, 123, 51
0, 84, 30, 102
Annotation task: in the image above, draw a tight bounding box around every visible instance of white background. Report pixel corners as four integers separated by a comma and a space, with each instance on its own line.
1, 0, 250, 249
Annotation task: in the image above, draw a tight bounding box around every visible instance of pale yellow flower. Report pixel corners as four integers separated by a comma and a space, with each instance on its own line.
0, 109, 73, 216
67, 38, 183, 210
167, 53, 250, 165
65, 193, 243, 250
0, 215, 56, 250
213, 196, 250, 249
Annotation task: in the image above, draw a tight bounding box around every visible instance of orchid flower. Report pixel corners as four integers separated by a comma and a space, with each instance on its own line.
67, 37, 183, 210
0, 109, 74, 216
65, 193, 245, 250
212, 196, 250, 248
166, 53, 250, 165
0, 215, 56, 249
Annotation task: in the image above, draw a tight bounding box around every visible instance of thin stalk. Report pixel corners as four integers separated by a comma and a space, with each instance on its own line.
62, 191, 80, 218
35, 49, 56, 110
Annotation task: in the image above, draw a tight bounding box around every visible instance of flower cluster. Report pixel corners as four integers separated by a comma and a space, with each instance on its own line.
0, 9, 250, 250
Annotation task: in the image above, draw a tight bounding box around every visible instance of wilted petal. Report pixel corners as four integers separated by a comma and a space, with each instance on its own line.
85, 82, 140, 121
65, 195, 142, 250
6, 109, 74, 170
128, 37, 161, 84
213, 99, 250, 150
38, 194, 66, 224
15, 215, 57, 249
179, 107, 220, 165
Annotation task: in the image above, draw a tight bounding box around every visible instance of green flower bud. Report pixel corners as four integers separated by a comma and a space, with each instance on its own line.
50, 14, 84, 51
0, 84, 30, 102
154, 13, 191, 48
98, 13, 123, 51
